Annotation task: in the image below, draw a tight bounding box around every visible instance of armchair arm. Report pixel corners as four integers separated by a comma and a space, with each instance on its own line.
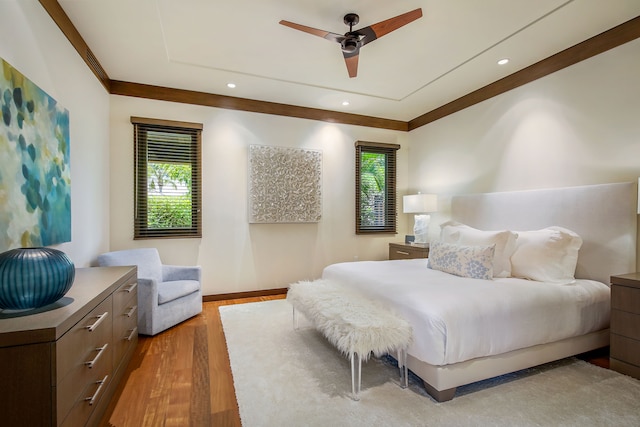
136, 277, 160, 330
162, 264, 202, 282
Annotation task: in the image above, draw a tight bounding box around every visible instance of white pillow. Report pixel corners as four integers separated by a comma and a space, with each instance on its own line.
510, 226, 583, 284
428, 241, 495, 280
440, 221, 517, 278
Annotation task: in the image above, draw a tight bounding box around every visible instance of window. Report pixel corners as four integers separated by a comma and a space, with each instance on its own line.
132, 117, 202, 239
355, 141, 400, 234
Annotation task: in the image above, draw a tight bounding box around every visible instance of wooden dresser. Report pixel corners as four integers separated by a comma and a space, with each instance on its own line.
0, 266, 138, 427
610, 273, 640, 380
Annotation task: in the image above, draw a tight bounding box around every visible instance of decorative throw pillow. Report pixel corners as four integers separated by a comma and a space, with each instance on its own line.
510, 226, 583, 283
440, 221, 517, 278
428, 241, 495, 280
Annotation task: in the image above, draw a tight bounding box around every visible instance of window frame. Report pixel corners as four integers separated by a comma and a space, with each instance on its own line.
354, 141, 400, 235
131, 116, 202, 239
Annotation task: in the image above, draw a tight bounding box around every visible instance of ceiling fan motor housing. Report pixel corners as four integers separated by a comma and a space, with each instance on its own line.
341, 37, 359, 53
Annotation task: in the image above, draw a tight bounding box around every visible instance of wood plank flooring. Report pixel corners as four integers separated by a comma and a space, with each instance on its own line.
99, 294, 609, 426
99, 294, 285, 427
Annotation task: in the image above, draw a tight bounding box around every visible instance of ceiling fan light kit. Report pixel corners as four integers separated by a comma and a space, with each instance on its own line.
280, 8, 423, 78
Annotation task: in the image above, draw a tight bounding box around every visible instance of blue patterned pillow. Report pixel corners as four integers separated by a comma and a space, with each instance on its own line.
428, 241, 495, 280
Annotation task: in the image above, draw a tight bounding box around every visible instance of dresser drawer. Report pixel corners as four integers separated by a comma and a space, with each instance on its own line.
611, 309, 640, 340
60, 371, 112, 427
113, 280, 138, 364
389, 243, 429, 260
113, 314, 137, 368
610, 334, 640, 367
611, 284, 640, 313
56, 296, 113, 424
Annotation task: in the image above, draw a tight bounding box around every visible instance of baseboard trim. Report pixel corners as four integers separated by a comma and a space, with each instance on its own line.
203, 288, 287, 302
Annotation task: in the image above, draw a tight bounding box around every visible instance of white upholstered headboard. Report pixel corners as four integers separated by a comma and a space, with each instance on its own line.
451, 182, 637, 285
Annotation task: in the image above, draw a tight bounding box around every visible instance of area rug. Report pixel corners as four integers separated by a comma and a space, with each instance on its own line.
220, 300, 640, 427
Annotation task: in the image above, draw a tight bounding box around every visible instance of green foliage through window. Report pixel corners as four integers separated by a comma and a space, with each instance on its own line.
359, 152, 386, 227
147, 163, 193, 228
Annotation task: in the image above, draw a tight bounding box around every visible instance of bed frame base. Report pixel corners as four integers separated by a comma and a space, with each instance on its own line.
421, 382, 456, 403
408, 329, 609, 402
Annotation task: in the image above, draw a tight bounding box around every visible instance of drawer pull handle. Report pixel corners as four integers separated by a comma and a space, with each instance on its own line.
125, 305, 137, 318
124, 282, 137, 293
85, 343, 108, 368
126, 326, 138, 342
396, 251, 410, 255
85, 375, 109, 406
85, 312, 109, 332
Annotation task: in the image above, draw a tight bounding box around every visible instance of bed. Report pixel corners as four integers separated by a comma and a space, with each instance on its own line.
322, 182, 637, 401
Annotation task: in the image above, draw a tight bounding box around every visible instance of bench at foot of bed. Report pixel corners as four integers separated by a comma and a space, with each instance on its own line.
287, 279, 413, 401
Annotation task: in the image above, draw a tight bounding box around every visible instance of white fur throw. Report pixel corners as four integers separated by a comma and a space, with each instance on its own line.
287, 279, 413, 361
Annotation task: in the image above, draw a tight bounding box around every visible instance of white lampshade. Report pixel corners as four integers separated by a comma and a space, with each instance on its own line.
637, 177, 640, 214
403, 194, 438, 214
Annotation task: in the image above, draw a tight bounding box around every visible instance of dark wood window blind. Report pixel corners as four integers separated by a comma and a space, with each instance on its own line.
355, 141, 399, 234
132, 117, 202, 239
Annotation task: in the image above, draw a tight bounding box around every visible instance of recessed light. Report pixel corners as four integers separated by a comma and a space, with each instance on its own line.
497, 58, 509, 65
227, 83, 236, 88
342, 100, 350, 106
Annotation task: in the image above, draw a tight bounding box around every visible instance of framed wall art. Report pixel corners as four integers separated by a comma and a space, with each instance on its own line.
248, 145, 322, 223
0, 57, 71, 250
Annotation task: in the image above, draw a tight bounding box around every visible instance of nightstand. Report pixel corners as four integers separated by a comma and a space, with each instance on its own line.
389, 242, 429, 260
610, 273, 640, 380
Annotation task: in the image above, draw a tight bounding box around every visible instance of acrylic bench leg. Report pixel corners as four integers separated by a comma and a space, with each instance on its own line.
292, 307, 299, 330
350, 352, 361, 401
398, 348, 408, 389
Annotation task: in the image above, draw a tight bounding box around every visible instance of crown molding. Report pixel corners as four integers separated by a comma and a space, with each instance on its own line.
110, 81, 408, 131
408, 15, 640, 131
38, 1, 639, 132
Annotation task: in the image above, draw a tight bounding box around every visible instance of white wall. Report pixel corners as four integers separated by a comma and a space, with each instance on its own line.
109, 96, 409, 294
407, 39, 640, 262
0, 0, 111, 267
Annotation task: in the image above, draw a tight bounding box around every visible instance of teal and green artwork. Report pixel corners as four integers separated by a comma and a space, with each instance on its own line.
0, 58, 71, 251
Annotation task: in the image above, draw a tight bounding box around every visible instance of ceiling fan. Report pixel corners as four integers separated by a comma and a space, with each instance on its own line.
279, 8, 423, 78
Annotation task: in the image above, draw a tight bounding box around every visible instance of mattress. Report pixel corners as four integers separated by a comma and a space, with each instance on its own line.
321, 259, 610, 366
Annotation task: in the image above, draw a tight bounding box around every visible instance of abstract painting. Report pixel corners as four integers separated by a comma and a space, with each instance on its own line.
248, 145, 322, 223
0, 58, 71, 251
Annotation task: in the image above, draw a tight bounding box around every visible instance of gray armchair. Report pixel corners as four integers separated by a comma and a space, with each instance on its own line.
97, 248, 202, 336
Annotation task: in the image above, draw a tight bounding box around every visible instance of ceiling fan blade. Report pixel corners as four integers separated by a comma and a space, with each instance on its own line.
357, 8, 422, 46
279, 20, 344, 43
342, 50, 359, 78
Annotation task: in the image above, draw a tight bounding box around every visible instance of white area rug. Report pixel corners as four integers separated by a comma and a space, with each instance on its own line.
220, 299, 640, 427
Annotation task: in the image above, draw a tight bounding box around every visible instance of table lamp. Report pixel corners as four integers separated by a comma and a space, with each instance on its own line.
403, 193, 438, 244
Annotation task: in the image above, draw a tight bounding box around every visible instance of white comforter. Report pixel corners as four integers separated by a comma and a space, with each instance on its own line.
321, 259, 610, 366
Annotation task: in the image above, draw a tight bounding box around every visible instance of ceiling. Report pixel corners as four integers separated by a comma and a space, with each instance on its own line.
58, 0, 640, 122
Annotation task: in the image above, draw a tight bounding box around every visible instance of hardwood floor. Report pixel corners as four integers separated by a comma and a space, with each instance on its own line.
99, 294, 610, 426
576, 346, 610, 369
99, 294, 285, 427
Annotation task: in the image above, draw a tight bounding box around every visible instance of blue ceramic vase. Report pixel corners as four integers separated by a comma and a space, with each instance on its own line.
0, 247, 75, 310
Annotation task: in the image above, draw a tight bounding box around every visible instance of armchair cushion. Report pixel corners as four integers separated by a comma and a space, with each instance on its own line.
158, 280, 200, 305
